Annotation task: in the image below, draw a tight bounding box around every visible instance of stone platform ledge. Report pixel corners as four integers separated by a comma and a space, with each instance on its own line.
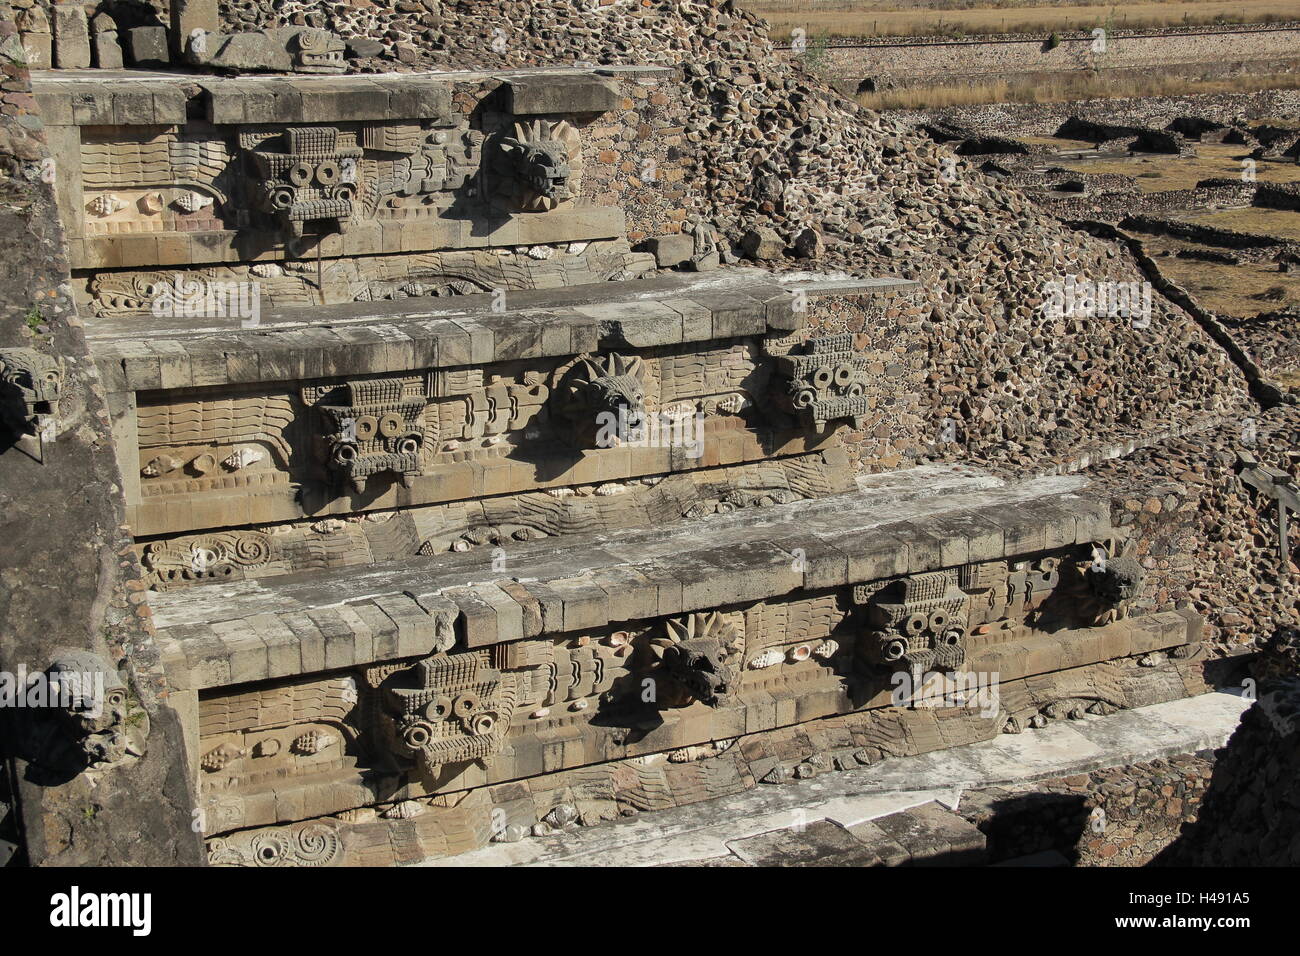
32, 66, 673, 127
152, 470, 1113, 691
87, 269, 916, 393
127, 427, 832, 538
427, 690, 1250, 867
68, 206, 631, 272
199, 644, 1203, 843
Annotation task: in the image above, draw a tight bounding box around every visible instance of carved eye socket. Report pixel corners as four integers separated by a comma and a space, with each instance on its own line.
268, 186, 295, 209
396, 436, 420, 456
378, 413, 404, 438
354, 416, 378, 441
315, 160, 341, 186
402, 721, 433, 748
288, 162, 314, 187
333, 443, 358, 464
881, 638, 908, 661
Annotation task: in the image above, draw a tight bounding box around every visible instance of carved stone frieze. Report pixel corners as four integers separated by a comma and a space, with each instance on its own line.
371, 650, 518, 777
649, 612, 745, 708
84, 241, 653, 316
248, 126, 363, 239
855, 568, 970, 678
548, 352, 647, 448
0, 347, 61, 435
143, 531, 274, 586
302, 376, 428, 492
208, 820, 344, 867
771, 332, 870, 432
490, 119, 583, 212
136, 453, 854, 589
186, 27, 348, 74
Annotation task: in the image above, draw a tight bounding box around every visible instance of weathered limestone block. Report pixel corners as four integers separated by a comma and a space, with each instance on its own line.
504, 75, 620, 116
187, 28, 346, 74
170, 0, 220, 57
52, 1, 91, 69
646, 234, 694, 269
741, 226, 784, 261
89, 14, 123, 69
16, 7, 52, 69
125, 25, 169, 67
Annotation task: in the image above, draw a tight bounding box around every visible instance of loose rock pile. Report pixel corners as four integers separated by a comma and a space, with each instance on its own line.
1087, 404, 1300, 649
961, 752, 1215, 866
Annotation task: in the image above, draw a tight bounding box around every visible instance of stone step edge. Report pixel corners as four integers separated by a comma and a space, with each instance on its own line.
89, 272, 810, 392
200, 653, 1213, 858
156, 484, 1120, 691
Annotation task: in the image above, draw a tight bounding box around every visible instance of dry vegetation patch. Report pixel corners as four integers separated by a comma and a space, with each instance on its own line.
747, 0, 1299, 39
1069, 145, 1300, 192
1145, 235, 1300, 317
855, 72, 1300, 109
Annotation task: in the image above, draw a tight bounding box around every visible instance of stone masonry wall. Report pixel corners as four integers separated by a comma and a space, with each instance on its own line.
960, 750, 1215, 865
804, 25, 1300, 91
904, 88, 1300, 139
0, 4, 202, 866
1157, 680, 1300, 865
809, 288, 930, 472
447, 71, 694, 245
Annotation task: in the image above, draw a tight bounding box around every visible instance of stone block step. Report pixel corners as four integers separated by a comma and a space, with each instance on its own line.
428, 692, 1249, 867
87, 271, 915, 393
865, 801, 989, 865
150, 470, 1184, 693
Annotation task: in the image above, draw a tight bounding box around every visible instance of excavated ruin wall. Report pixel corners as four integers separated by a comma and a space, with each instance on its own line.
11, 2, 1282, 658
1156, 681, 1300, 865
802, 25, 1300, 92
308, 6, 1246, 460
905, 89, 1300, 139
0, 8, 203, 865
961, 751, 1216, 865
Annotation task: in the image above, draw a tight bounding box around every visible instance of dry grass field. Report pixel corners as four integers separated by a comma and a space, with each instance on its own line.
744, 0, 1298, 38
1069, 145, 1300, 193
854, 72, 1300, 109
1191, 207, 1300, 241
1153, 247, 1300, 315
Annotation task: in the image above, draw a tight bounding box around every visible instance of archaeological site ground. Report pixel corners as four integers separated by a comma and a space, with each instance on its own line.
0, 0, 1295, 915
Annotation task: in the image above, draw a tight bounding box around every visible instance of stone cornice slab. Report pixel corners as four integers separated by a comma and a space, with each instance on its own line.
152, 472, 1110, 690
